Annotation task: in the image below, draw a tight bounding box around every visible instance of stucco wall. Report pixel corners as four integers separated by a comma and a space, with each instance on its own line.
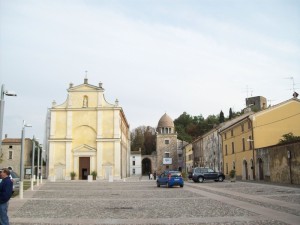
256, 142, 300, 184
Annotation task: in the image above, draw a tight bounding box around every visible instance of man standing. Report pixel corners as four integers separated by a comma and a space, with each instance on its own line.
0, 168, 13, 225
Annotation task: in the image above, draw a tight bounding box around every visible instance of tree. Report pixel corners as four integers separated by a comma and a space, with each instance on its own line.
131, 126, 156, 155
219, 110, 225, 123
143, 126, 156, 155
279, 133, 300, 144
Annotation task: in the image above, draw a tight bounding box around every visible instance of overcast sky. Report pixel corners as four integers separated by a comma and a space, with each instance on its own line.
1, 0, 299, 144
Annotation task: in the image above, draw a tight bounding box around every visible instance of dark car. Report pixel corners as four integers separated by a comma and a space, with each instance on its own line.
190, 167, 225, 183
157, 170, 184, 188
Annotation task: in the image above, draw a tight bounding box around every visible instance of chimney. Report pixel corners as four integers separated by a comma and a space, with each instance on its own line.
69, 83, 73, 88
5, 134, 7, 139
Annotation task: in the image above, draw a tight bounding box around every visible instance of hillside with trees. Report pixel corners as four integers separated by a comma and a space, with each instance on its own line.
130, 108, 243, 154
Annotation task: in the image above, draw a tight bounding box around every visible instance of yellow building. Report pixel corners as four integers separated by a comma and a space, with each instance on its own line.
250, 98, 300, 149
250, 98, 300, 180
183, 143, 193, 173
219, 112, 255, 180
48, 78, 130, 181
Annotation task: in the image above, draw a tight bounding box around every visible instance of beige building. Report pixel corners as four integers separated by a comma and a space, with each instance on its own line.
183, 143, 193, 173
0, 138, 32, 178
48, 78, 130, 181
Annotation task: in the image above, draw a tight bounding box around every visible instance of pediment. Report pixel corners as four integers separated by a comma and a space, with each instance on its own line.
72, 144, 96, 153
68, 84, 102, 92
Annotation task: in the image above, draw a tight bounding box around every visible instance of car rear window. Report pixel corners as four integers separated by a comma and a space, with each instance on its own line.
10, 171, 19, 178
169, 172, 181, 177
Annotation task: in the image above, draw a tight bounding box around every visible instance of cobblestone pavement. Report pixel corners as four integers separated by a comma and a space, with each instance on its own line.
8, 179, 300, 225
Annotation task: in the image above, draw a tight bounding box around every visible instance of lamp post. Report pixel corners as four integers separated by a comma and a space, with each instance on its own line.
36, 144, 41, 186
20, 120, 32, 199
37, 144, 41, 186
40, 149, 45, 184
31, 136, 38, 191
0, 84, 17, 149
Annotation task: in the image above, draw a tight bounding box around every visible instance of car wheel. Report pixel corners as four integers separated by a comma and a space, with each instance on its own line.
214, 180, 219, 182
218, 176, 224, 182
198, 176, 204, 183
157, 182, 160, 187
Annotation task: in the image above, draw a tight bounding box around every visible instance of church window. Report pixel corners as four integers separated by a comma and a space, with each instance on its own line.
165, 140, 169, 144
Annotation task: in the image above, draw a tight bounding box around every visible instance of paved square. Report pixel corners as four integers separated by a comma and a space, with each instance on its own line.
8, 180, 300, 225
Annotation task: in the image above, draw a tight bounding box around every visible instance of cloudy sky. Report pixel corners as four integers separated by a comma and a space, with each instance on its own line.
1, 0, 299, 143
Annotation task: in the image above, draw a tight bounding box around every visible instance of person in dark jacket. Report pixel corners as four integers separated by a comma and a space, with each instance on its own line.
0, 168, 13, 225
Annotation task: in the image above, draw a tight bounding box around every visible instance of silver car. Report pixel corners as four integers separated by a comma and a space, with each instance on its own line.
0, 169, 20, 191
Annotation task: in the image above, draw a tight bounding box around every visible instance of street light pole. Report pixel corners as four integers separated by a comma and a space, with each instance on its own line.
0, 84, 17, 149
40, 145, 43, 184
37, 144, 41, 186
31, 136, 38, 191
20, 120, 32, 199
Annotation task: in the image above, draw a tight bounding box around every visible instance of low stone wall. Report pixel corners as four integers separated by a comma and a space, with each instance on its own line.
256, 142, 300, 184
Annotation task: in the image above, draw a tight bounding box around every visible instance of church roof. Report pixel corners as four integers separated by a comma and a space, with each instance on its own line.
157, 113, 174, 128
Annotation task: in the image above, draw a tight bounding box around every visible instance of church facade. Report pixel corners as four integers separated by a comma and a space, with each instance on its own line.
47, 78, 130, 181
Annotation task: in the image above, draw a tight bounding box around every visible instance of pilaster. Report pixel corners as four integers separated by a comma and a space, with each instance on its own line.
65, 142, 72, 179
114, 140, 121, 179
114, 109, 120, 139
97, 142, 103, 177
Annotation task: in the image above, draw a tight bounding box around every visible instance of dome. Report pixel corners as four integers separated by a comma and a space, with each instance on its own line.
157, 113, 174, 128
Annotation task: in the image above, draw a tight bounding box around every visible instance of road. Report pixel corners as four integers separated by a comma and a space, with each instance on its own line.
8, 178, 300, 225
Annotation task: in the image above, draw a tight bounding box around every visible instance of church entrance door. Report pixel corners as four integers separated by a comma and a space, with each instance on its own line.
79, 157, 90, 180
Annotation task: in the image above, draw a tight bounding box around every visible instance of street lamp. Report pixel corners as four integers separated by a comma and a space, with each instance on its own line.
40, 148, 45, 184
20, 120, 32, 199
37, 144, 42, 186
0, 84, 17, 149
247, 138, 255, 180
31, 136, 38, 191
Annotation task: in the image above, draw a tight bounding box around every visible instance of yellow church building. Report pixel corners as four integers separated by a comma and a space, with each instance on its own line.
47, 78, 130, 181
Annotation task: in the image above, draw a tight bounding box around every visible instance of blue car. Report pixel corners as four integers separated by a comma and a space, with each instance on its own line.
156, 170, 184, 188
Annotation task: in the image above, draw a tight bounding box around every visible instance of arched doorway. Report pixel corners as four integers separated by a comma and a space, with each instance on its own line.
250, 159, 254, 180
242, 160, 248, 180
258, 158, 264, 180
142, 158, 152, 175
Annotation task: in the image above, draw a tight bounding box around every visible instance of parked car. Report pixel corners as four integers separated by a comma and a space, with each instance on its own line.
190, 167, 225, 183
0, 169, 20, 191
156, 170, 184, 188
10, 170, 20, 191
